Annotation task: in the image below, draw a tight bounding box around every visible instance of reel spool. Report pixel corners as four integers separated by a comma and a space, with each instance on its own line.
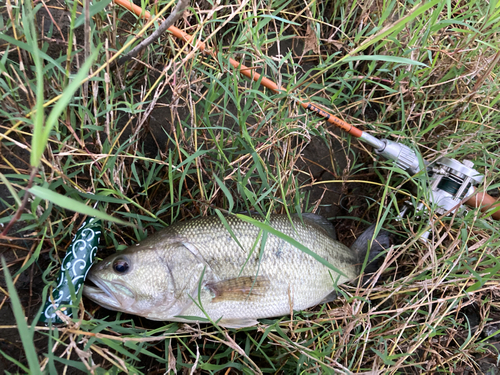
422, 158, 484, 216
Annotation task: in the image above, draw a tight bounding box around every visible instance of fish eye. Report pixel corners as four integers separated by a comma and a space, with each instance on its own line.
112, 257, 130, 274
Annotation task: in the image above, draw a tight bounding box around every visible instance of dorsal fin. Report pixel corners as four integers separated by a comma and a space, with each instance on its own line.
294, 213, 337, 240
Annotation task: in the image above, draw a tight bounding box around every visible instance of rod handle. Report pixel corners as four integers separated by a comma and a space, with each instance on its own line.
465, 190, 500, 220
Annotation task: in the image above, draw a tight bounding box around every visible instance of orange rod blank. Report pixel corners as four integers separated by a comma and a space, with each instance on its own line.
114, 0, 151, 19
112, 0, 363, 138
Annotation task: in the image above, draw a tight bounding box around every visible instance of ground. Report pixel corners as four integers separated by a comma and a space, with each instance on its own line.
1, 0, 500, 373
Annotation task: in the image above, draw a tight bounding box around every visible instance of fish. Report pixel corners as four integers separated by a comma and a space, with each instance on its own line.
83, 213, 389, 328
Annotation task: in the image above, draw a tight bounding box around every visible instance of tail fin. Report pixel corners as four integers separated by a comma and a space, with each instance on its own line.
351, 224, 391, 275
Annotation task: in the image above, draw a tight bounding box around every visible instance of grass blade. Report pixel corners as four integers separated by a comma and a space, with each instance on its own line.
33, 47, 100, 167
28, 186, 133, 226
213, 174, 235, 213
235, 214, 347, 277
343, 55, 428, 67
0, 172, 22, 207
1, 258, 41, 375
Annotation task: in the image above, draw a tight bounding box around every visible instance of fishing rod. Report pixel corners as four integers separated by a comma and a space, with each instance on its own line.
113, 0, 500, 225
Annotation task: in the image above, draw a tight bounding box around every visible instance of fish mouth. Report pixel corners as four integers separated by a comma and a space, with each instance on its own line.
83, 275, 135, 310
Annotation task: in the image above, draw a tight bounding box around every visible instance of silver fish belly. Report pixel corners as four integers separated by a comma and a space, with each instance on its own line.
83, 214, 361, 328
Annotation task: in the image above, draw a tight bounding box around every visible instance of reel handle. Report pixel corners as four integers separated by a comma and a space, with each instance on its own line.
465, 190, 500, 220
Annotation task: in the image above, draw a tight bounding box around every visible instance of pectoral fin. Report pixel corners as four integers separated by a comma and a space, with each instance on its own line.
206, 276, 270, 302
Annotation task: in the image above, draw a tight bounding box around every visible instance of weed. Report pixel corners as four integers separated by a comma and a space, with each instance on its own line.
0, 0, 499, 373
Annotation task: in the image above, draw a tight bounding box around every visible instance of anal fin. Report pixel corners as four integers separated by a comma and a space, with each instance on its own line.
319, 291, 338, 304
218, 318, 259, 328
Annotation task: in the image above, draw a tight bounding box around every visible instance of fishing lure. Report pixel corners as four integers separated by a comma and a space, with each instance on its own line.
40, 217, 101, 324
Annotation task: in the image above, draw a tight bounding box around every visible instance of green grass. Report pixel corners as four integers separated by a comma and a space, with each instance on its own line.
1, 0, 500, 373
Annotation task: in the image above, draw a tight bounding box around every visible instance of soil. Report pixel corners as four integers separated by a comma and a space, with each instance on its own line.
2, 1, 497, 374
0, 4, 376, 371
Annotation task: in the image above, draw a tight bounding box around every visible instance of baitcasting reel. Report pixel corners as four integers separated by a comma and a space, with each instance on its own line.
421, 158, 484, 217
360, 135, 499, 234
396, 156, 485, 240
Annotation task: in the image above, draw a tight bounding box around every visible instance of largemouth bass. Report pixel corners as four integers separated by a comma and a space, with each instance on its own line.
83, 214, 388, 328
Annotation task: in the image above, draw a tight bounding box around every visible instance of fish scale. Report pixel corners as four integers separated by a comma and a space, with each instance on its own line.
84, 214, 363, 328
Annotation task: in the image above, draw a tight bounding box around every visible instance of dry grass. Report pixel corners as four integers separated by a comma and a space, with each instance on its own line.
0, 0, 500, 373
